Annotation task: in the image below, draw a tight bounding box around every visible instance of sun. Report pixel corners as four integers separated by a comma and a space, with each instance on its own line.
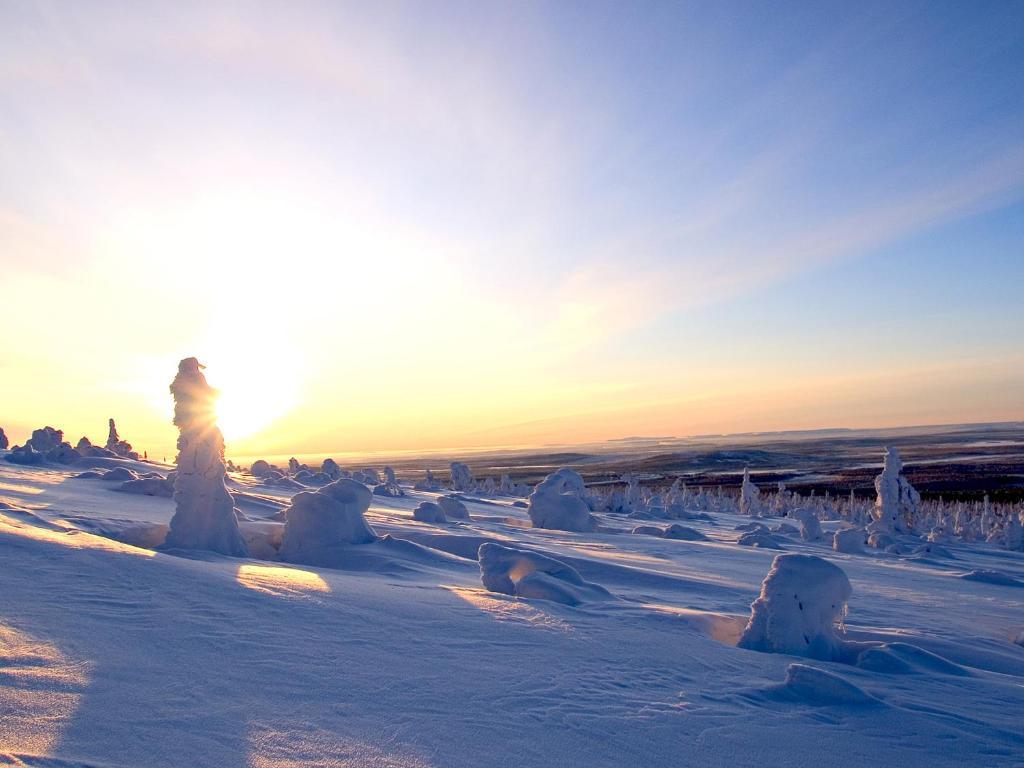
198, 342, 301, 445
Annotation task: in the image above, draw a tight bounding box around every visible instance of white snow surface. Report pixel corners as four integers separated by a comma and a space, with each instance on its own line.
0, 459, 1022, 767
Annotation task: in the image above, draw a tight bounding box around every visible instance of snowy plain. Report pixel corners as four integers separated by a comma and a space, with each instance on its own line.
1, 457, 1023, 767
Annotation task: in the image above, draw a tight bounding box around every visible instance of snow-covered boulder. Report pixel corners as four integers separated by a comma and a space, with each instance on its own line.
450, 462, 474, 492
738, 554, 852, 661
631, 525, 665, 537
437, 494, 470, 521
833, 527, 866, 554
279, 479, 377, 564
527, 469, 597, 532
412, 501, 447, 524
478, 543, 612, 606
162, 358, 248, 557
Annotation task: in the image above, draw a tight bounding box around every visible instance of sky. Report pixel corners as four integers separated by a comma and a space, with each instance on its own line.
1, 0, 1023, 460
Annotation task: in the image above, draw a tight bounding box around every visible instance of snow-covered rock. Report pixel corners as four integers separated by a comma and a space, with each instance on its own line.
478, 542, 612, 606
0, 427, 7, 450
738, 554, 852, 661
162, 358, 248, 557
279, 479, 378, 564
527, 469, 597, 532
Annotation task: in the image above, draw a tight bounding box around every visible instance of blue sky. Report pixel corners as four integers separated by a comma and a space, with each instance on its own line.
0, 1, 1022, 454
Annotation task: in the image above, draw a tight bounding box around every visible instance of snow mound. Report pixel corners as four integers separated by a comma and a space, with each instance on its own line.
630, 523, 707, 541
959, 569, 1024, 587
772, 663, 879, 706
102, 467, 139, 483
279, 479, 378, 565
437, 494, 470, 521
413, 501, 447, 524
117, 476, 174, 497
527, 468, 597, 532
663, 523, 707, 541
737, 531, 783, 549
738, 554, 852, 661
478, 542, 612, 606
909, 542, 954, 560
833, 527, 866, 554
855, 643, 971, 676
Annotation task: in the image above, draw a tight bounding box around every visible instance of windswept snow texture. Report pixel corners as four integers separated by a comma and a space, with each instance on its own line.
0, 457, 1022, 767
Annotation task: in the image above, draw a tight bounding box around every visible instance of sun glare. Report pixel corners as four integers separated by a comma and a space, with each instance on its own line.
196, 336, 301, 444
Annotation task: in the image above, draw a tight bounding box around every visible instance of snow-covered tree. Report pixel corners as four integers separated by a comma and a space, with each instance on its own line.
163, 358, 248, 556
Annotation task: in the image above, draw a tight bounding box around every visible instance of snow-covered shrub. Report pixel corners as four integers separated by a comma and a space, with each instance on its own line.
527, 468, 597, 532
414, 469, 441, 491
373, 466, 404, 497
320, 458, 341, 480
279, 478, 377, 564
450, 461, 474, 492
791, 508, 823, 542
833, 527, 866, 554
162, 358, 248, 557
105, 418, 139, 460
870, 447, 919, 536
739, 468, 760, 516
478, 542, 611, 606
738, 554, 852, 661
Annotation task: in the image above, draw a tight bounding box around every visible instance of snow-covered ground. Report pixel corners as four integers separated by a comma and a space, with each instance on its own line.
1, 458, 1022, 767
